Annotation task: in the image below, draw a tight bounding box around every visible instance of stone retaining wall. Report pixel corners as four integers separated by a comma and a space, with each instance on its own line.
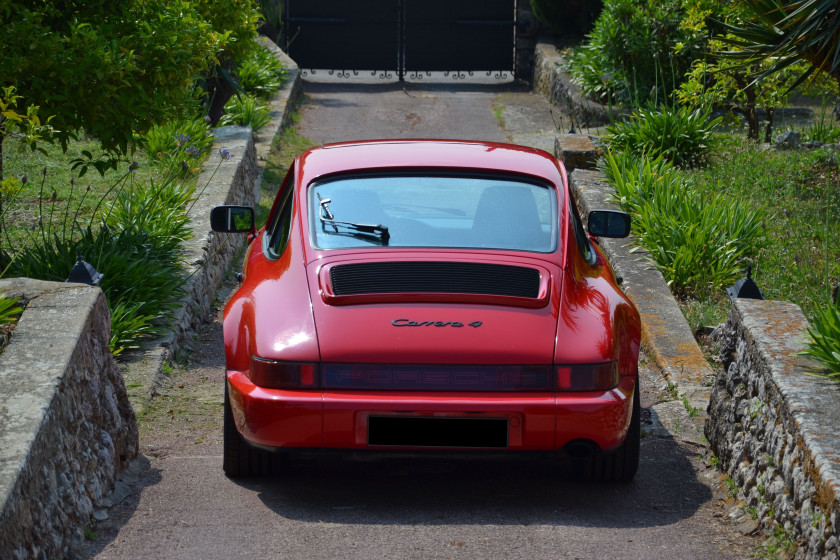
159, 37, 301, 368
0, 37, 302, 559
707, 299, 840, 559
0, 279, 139, 559
531, 41, 611, 129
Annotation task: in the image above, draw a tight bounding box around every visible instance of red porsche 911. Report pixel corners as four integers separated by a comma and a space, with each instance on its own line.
211, 139, 641, 481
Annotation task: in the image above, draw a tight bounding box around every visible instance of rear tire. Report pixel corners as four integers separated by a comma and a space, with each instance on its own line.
573, 377, 640, 483
223, 383, 277, 477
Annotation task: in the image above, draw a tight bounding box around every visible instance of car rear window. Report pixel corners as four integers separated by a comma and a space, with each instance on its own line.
308, 174, 558, 252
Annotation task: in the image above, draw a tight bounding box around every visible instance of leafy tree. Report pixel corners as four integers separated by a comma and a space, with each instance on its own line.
0, 0, 261, 176
677, 1, 837, 141
564, 0, 703, 105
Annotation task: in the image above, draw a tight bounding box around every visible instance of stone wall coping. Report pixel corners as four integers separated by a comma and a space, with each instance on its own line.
532, 41, 612, 129
566, 168, 712, 443
532, 46, 715, 433
120, 36, 302, 411
732, 299, 840, 511
0, 37, 301, 558
0, 278, 138, 558
705, 298, 840, 556
0, 280, 102, 509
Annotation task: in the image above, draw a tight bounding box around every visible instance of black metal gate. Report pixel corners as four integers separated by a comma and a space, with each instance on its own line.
282, 0, 516, 80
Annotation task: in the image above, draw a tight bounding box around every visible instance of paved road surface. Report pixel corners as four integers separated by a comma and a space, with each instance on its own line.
76, 81, 756, 560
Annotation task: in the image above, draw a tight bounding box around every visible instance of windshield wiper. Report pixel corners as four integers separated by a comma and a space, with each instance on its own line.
318, 194, 390, 245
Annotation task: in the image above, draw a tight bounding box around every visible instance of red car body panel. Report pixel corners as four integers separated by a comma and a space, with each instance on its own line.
222, 140, 641, 455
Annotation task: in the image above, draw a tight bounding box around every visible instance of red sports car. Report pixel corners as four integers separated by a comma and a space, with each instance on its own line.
211, 139, 641, 481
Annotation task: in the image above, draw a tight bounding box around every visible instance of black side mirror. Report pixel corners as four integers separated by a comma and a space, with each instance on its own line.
588, 210, 631, 238
210, 205, 255, 233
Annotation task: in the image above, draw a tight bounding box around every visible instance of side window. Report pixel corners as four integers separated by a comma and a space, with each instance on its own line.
265, 185, 294, 259
568, 193, 596, 265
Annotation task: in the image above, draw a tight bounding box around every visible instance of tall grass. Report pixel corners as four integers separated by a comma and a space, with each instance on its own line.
603, 104, 721, 167
601, 151, 766, 299
218, 94, 272, 131
235, 46, 288, 98
1, 164, 194, 354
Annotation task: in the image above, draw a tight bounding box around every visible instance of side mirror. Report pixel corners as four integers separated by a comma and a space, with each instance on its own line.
588, 210, 631, 238
210, 205, 255, 233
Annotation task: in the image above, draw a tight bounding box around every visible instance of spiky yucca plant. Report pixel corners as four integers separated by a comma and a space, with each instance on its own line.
721, 0, 840, 89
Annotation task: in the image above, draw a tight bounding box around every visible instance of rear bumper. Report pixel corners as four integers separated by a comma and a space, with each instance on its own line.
227, 370, 635, 452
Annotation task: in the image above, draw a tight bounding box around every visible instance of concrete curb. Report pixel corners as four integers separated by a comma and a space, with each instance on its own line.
121, 37, 302, 414
567, 169, 711, 444
534, 46, 716, 442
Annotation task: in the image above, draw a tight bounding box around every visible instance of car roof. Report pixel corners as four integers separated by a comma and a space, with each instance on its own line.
296, 139, 567, 187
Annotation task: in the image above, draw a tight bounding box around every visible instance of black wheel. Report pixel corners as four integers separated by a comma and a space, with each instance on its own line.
223, 383, 276, 477
573, 377, 640, 483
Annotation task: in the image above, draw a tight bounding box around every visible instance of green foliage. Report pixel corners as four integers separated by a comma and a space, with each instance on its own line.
681, 136, 839, 323
0, 0, 260, 161
193, 0, 263, 62
235, 47, 288, 99
800, 296, 840, 376
603, 104, 721, 167
601, 151, 766, 297
0, 294, 22, 324
219, 95, 272, 131
719, 0, 840, 91
676, 1, 837, 141
804, 105, 840, 143
0, 86, 56, 156
0, 163, 195, 355
139, 117, 214, 175
564, 0, 701, 105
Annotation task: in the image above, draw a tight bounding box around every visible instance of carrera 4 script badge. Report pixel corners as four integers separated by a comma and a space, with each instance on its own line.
392, 319, 483, 328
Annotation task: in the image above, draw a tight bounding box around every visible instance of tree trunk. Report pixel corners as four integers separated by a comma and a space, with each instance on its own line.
764, 107, 775, 144
745, 106, 759, 140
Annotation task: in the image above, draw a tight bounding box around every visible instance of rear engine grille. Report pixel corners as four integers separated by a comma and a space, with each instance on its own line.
368, 417, 508, 448
329, 262, 540, 298
322, 364, 551, 392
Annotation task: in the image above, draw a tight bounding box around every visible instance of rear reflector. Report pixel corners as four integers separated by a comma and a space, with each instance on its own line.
250, 357, 319, 389
555, 362, 619, 391
322, 364, 551, 392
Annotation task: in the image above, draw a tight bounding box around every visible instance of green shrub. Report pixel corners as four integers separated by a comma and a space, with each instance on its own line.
564, 0, 700, 105
0, 1, 224, 155
236, 47, 288, 99
219, 94, 272, 131
601, 151, 765, 297
603, 105, 721, 167
800, 296, 840, 376
139, 118, 214, 169
193, 0, 263, 62
1, 166, 194, 355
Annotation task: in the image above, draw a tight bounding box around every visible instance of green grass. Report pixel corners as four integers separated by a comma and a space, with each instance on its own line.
2, 139, 158, 244
2, 137, 203, 355
681, 135, 840, 320
603, 127, 839, 374
261, 120, 317, 228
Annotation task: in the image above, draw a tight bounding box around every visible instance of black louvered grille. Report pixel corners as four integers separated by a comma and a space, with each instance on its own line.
329, 262, 541, 298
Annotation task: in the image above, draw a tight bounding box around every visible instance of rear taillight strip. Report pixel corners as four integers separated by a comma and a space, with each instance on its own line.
322, 363, 551, 392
